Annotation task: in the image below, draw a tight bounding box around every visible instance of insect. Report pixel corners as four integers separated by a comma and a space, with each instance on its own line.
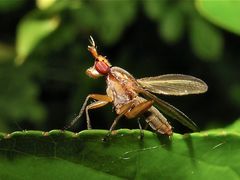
66, 36, 208, 139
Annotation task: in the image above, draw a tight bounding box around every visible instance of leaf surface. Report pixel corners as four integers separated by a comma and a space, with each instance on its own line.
1, 121, 240, 179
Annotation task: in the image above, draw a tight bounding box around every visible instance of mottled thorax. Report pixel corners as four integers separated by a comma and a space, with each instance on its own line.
106, 67, 139, 113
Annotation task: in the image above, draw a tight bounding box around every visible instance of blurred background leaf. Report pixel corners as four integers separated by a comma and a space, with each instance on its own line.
16, 12, 60, 65
36, 0, 56, 10
142, 0, 167, 21
0, 43, 15, 62
196, 0, 240, 35
159, 6, 184, 44
189, 16, 223, 61
0, 0, 26, 12
0, 61, 46, 132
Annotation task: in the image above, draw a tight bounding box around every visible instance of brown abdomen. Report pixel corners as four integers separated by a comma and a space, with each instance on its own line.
144, 106, 173, 136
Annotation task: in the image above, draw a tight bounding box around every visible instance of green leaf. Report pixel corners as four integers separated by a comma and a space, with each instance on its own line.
224, 119, 240, 133
229, 84, 240, 107
76, 0, 137, 45
16, 11, 60, 65
0, 42, 15, 63
36, 0, 81, 12
0, 62, 46, 131
1, 120, 240, 179
36, 0, 57, 10
142, 0, 167, 21
195, 0, 240, 35
190, 17, 223, 61
96, 0, 137, 45
0, 0, 26, 12
159, 7, 184, 44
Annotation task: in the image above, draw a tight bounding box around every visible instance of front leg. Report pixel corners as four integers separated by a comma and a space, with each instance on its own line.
86, 100, 109, 129
64, 94, 112, 130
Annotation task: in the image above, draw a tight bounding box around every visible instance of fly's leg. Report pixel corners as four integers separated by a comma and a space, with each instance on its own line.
64, 94, 112, 130
124, 100, 153, 140
103, 100, 154, 141
144, 123, 149, 130
125, 100, 154, 119
86, 100, 109, 129
103, 101, 135, 142
137, 118, 144, 140
63, 95, 90, 130
85, 94, 112, 129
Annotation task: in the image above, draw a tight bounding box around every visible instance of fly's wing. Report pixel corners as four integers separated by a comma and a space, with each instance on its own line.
139, 89, 198, 131
137, 74, 208, 96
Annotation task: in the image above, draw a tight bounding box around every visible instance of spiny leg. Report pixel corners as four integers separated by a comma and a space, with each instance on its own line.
63, 94, 112, 130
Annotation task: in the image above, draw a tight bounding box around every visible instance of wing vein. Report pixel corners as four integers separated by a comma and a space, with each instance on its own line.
137, 74, 208, 96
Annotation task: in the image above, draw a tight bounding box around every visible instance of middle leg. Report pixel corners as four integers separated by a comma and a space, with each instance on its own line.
86, 100, 109, 129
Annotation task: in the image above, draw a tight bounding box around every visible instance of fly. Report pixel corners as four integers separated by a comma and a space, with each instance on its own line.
65, 36, 208, 139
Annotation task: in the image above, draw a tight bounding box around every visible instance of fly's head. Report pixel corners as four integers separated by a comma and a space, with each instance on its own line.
86, 36, 111, 79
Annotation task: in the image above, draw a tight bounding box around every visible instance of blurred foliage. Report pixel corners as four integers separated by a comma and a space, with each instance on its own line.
189, 16, 223, 61
0, 61, 46, 131
196, 0, 240, 35
0, 0, 26, 12
0, 0, 239, 133
16, 12, 60, 65
143, 1, 224, 61
229, 84, 240, 107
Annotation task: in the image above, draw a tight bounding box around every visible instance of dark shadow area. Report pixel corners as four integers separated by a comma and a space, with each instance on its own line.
183, 134, 197, 167
156, 133, 173, 151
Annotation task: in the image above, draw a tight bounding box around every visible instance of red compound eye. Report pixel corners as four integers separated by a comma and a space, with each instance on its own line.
95, 61, 110, 75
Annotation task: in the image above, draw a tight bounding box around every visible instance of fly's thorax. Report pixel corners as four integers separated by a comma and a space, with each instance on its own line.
106, 67, 139, 110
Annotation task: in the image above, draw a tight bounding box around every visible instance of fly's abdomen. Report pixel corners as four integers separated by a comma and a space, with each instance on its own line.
145, 106, 173, 136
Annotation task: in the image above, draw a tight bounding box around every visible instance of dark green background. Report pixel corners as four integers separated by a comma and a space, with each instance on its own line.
0, 0, 239, 134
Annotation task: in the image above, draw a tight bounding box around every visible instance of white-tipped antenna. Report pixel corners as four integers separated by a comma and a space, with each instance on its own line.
89, 35, 96, 47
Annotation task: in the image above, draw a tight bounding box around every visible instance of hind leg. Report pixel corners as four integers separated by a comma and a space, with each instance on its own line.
137, 118, 144, 140
103, 101, 134, 141
125, 100, 154, 119
103, 100, 153, 141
